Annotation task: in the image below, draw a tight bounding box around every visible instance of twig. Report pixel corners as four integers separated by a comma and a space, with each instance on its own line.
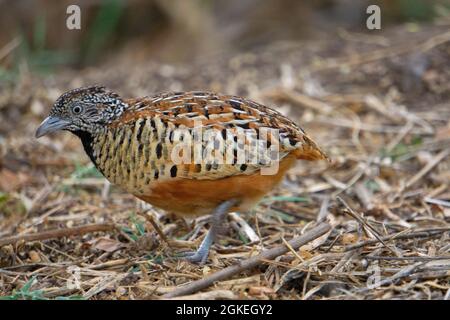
162, 222, 331, 298
408, 270, 450, 281
316, 196, 330, 222
314, 117, 428, 134
332, 153, 379, 197
265, 89, 334, 114
229, 212, 260, 242
385, 121, 415, 152
424, 197, 450, 208
0, 223, 116, 247
359, 262, 425, 293
83, 258, 130, 270
336, 196, 396, 255
281, 237, 304, 262
354, 182, 374, 210
345, 228, 450, 251
83, 273, 127, 299
404, 148, 450, 189
330, 251, 359, 273
167, 290, 237, 300
137, 211, 171, 247
365, 255, 450, 261
313, 29, 450, 71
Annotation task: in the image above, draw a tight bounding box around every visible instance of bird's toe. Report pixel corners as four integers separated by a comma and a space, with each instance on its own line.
178, 250, 209, 264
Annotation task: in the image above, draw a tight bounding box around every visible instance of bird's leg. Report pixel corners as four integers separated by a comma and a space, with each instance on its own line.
180, 199, 237, 264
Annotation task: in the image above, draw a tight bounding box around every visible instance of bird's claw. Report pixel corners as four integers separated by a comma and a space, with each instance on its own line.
178, 250, 209, 264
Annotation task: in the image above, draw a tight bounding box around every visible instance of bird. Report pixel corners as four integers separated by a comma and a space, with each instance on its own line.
36, 86, 328, 263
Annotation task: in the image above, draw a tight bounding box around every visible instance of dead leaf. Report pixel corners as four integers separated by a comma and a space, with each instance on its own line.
342, 233, 358, 245
90, 237, 124, 252
299, 249, 314, 260
28, 250, 41, 263
248, 286, 275, 296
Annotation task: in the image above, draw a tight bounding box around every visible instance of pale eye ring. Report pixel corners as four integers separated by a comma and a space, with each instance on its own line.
72, 106, 83, 114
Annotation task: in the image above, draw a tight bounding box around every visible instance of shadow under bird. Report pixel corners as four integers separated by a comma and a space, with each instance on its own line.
36, 86, 328, 263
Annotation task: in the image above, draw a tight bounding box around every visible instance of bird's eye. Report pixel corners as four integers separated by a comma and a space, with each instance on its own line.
72, 106, 83, 114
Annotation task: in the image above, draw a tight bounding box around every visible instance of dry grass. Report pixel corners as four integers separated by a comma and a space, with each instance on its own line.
0, 23, 449, 300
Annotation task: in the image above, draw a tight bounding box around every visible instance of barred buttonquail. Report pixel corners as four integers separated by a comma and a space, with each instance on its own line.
36, 86, 328, 263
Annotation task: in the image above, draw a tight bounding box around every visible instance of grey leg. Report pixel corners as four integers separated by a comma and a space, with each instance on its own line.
181, 199, 237, 264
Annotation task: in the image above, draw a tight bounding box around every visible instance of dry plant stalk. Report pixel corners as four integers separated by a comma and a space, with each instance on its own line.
163, 222, 331, 298
0, 223, 116, 247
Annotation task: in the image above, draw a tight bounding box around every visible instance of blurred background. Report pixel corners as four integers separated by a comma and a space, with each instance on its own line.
1, 0, 450, 300
1, 0, 449, 80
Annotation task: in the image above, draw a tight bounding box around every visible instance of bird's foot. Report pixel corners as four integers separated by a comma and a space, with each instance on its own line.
178, 249, 209, 264
176, 200, 237, 264
178, 229, 213, 264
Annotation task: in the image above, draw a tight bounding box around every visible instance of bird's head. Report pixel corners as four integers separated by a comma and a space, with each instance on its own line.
35, 86, 127, 138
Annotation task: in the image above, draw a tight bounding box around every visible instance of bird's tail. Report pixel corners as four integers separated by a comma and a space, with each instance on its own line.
293, 135, 330, 162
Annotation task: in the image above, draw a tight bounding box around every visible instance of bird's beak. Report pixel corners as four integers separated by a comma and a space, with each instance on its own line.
35, 116, 71, 138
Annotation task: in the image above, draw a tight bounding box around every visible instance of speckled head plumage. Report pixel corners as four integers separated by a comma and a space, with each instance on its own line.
36, 86, 127, 138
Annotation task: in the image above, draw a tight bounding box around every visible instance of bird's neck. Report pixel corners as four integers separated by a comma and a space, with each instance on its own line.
72, 130, 97, 165
102, 101, 129, 123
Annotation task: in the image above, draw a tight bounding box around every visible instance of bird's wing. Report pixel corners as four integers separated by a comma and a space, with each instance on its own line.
111, 91, 327, 180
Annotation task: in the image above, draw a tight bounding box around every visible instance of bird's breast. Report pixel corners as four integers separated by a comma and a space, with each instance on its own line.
90, 119, 167, 194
